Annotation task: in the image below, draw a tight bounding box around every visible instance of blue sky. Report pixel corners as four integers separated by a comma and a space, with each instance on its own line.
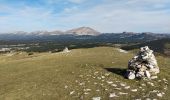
0, 0, 170, 33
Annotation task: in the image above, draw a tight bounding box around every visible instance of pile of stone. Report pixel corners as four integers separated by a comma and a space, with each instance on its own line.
125, 46, 159, 79
62, 47, 70, 53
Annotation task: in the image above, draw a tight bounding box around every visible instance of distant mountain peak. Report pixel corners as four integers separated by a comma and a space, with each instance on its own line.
66, 27, 101, 36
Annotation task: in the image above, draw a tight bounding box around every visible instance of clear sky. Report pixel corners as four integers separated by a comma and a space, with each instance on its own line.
0, 0, 170, 33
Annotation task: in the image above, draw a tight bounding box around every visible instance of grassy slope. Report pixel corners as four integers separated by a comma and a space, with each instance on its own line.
0, 47, 169, 100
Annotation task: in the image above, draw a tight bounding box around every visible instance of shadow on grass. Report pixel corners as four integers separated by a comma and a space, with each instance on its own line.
105, 67, 127, 77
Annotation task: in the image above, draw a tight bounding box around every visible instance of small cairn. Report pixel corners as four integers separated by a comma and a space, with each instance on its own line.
62, 47, 70, 53
125, 46, 159, 79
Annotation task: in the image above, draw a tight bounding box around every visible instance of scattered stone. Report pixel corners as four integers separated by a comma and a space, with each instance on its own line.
147, 82, 154, 86
84, 92, 89, 95
111, 84, 117, 87
105, 88, 108, 91
124, 86, 130, 89
131, 89, 137, 92
107, 81, 113, 84
70, 91, 75, 95
109, 93, 119, 97
79, 82, 85, 86
120, 83, 126, 87
119, 92, 128, 95
163, 78, 168, 82
158, 80, 161, 82
84, 89, 91, 91
100, 83, 104, 86
145, 98, 151, 100
92, 97, 101, 100
125, 46, 159, 79
64, 85, 68, 89
150, 76, 158, 79
94, 82, 98, 85
141, 83, 146, 86
101, 76, 105, 79
157, 93, 163, 97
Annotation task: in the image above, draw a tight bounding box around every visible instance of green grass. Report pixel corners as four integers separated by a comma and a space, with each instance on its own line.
0, 47, 169, 100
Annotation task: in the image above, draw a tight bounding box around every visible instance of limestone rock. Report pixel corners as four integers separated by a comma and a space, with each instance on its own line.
125, 46, 159, 79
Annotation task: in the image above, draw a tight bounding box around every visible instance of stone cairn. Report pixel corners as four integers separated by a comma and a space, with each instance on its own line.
125, 46, 159, 79
62, 47, 70, 53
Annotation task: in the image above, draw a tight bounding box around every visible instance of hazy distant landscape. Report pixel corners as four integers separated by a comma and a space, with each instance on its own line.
0, 27, 170, 56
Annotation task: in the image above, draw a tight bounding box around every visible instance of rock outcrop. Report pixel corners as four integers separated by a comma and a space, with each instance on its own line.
125, 46, 159, 79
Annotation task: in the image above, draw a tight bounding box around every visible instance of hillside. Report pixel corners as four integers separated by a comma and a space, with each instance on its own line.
121, 38, 170, 56
0, 47, 169, 100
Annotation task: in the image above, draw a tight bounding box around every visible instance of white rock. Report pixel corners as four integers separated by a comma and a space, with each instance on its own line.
107, 81, 113, 84
109, 93, 119, 97
79, 82, 85, 86
157, 93, 163, 97
64, 85, 68, 89
128, 73, 136, 79
120, 83, 126, 87
145, 71, 151, 78
131, 89, 137, 92
92, 97, 101, 100
112, 84, 117, 87
101, 76, 105, 79
94, 82, 97, 85
70, 91, 75, 95
124, 86, 130, 89
147, 82, 154, 86
151, 76, 158, 79
145, 98, 151, 100
84, 92, 89, 95
84, 89, 91, 91
119, 92, 128, 95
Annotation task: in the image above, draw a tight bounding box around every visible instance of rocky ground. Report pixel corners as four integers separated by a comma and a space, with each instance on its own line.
64, 64, 168, 100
